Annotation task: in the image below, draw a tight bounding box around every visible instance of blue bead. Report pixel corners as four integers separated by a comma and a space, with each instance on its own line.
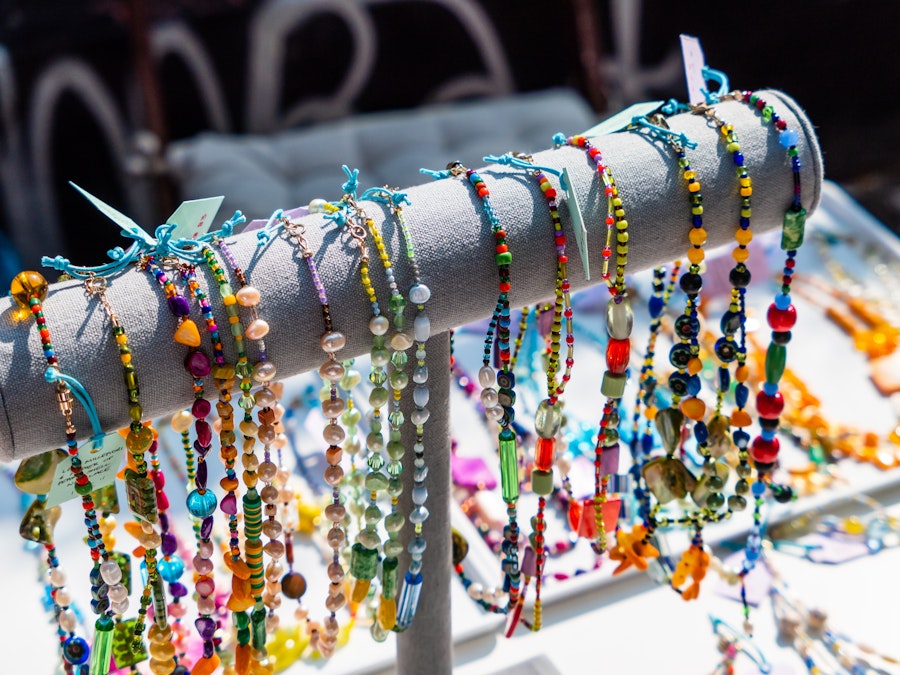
733, 430, 750, 448
718, 367, 730, 392
740, 217, 750, 227
732, 152, 744, 166
686, 375, 701, 396
761, 429, 776, 441
775, 293, 791, 310
735, 383, 749, 409
692, 215, 703, 227
752, 481, 766, 496
158, 555, 185, 583
694, 421, 708, 443
779, 130, 798, 148
763, 382, 778, 396
745, 547, 759, 561
63, 637, 91, 665
648, 296, 664, 318
186, 488, 218, 518
641, 434, 654, 454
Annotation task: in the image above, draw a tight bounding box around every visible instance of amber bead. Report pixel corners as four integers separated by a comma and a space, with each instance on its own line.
10, 271, 48, 308
605, 338, 630, 375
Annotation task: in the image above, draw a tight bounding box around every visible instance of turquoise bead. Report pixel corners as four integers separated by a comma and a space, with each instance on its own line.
186, 489, 217, 518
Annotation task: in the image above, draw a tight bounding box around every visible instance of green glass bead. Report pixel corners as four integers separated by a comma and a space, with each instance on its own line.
761, 105, 773, 122
369, 386, 389, 407
600, 372, 626, 398
391, 350, 408, 368
389, 295, 407, 315
342, 408, 362, 426
531, 469, 553, 496
495, 252, 512, 266
383, 538, 404, 558
110, 551, 133, 594
388, 410, 405, 427
387, 477, 403, 496
499, 430, 519, 504
221, 283, 233, 297
74, 481, 93, 496
225, 304, 239, 318
765, 343, 787, 385
231, 322, 243, 337
781, 207, 807, 251
123, 369, 138, 393
655, 407, 684, 454
364, 505, 383, 525
367, 453, 385, 472
89, 616, 115, 675
235, 361, 253, 379
350, 542, 379, 579
128, 403, 142, 423
389, 371, 409, 390
386, 460, 403, 477
251, 607, 266, 650
386, 440, 405, 461
238, 394, 255, 410
381, 556, 399, 598
810, 445, 827, 465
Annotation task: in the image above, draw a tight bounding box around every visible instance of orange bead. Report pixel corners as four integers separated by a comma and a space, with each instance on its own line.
687, 357, 703, 376
730, 409, 753, 427
680, 397, 706, 421
644, 405, 658, 421
688, 228, 707, 246
173, 319, 201, 347
687, 247, 705, 265
191, 654, 221, 675
734, 365, 750, 383
732, 247, 749, 263
735, 228, 753, 245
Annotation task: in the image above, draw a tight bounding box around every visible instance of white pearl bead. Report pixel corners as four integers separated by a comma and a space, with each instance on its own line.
369, 315, 390, 336
100, 560, 123, 585
478, 366, 496, 388
322, 398, 346, 418
254, 387, 276, 408
318, 360, 345, 382
320, 330, 347, 352
58, 608, 77, 632
409, 283, 431, 304
245, 318, 270, 341
309, 198, 328, 214
481, 387, 498, 407
235, 285, 261, 307
253, 361, 277, 383
170, 409, 193, 433
485, 406, 504, 421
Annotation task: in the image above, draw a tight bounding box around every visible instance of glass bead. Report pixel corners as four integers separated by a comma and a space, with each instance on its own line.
642, 457, 697, 504
531, 469, 553, 496
606, 298, 633, 339
62, 636, 90, 666
100, 560, 123, 585
499, 430, 519, 503
606, 338, 630, 374
767, 303, 797, 331
534, 437, 555, 472
756, 391, 784, 419
10, 270, 49, 307
534, 399, 562, 439
750, 436, 780, 465
411, 408, 430, 425
414, 314, 431, 342
409, 283, 431, 304
600, 372, 626, 399
765, 343, 787, 385
397, 572, 422, 628
186, 489, 217, 519
89, 617, 115, 675
413, 365, 429, 384
409, 506, 429, 524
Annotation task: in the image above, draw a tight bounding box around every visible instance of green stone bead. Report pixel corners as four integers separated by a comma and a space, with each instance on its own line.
531, 469, 554, 496
128, 403, 143, 423
387, 477, 403, 496
342, 408, 362, 426
600, 372, 627, 398
383, 539, 404, 558
364, 472, 388, 491
231, 322, 243, 337
495, 251, 512, 266
123, 369, 138, 393
499, 430, 519, 504
225, 304, 239, 317
384, 512, 405, 533
350, 542, 379, 579
765, 343, 787, 385
389, 370, 409, 390
381, 556, 400, 598
364, 505, 383, 525
389, 295, 407, 315
251, 607, 266, 650
781, 207, 807, 251
386, 440, 405, 461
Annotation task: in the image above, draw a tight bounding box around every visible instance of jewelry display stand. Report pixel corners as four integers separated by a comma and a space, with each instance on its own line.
0, 90, 823, 674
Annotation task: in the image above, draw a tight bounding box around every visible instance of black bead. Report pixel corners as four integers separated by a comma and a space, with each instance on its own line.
674, 314, 695, 340
772, 330, 792, 345
680, 272, 703, 294
773, 485, 794, 503
668, 372, 689, 396
714, 337, 737, 363
729, 265, 752, 288
669, 343, 693, 369
720, 311, 741, 336
759, 418, 780, 432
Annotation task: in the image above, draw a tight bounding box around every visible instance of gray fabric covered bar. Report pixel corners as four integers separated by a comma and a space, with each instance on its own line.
0, 89, 822, 675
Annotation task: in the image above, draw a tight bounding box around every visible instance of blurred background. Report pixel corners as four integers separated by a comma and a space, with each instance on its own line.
0, 0, 897, 285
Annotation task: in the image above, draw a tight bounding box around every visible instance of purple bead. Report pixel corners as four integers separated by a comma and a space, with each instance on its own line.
196, 461, 208, 490
200, 516, 213, 539
600, 443, 620, 477
159, 513, 169, 532
167, 294, 191, 317
161, 532, 178, 557
186, 351, 211, 378
170, 582, 188, 598
195, 617, 217, 641
194, 440, 212, 458
194, 419, 212, 445
202, 640, 215, 659
192, 398, 211, 419
521, 545, 537, 577
220, 493, 237, 515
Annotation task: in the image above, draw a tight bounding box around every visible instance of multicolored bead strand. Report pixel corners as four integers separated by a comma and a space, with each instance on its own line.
83, 275, 168, 668
9, 270, 125, 675
282, 217, 347, 659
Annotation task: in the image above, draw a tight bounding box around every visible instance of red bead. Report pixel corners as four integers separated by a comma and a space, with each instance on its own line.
785, 259, 795, 268
750, 436, 780, 464
756, 98, 766, 110
535, 437, 555, 471
606, 338, 630, 374
755, 391, 784, 419
775, 119, 787, 130
545, 188, 557, 199
495, 244, 508, 254
767, 303, 797, 331
499, 281, 511, 292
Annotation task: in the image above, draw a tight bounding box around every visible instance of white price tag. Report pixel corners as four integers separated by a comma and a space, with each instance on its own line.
45, 434, 125, 508
680, 34, 708, 106
70, 182, 156, 248
166, 196, 224, 242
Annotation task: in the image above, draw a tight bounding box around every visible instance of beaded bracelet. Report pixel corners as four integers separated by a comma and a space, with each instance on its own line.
360, 184, 433, 633
422, 160, 523, 609
552, 134, 630, 555
10, 271, 129, 675
83, 275, 171, 668
281, 217, 348, 659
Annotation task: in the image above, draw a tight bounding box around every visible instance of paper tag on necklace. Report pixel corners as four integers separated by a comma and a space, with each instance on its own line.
561, 168, 590, 280
70, 182, 156, 248
44, 433, 126, 508
580, 101, 664, 138
679, 34, 707, 105
166, 196, 224, 242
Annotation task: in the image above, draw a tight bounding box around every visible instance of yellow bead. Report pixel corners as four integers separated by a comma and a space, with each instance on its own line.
10, 271, 49, 308
687, 182, 701, 193
691, 206, 704, 215
688, 228, 707, 246
116, 334, 128, 344
377, 596, 397, 631
740, 208, 752, 218
173, 319, 201, 347
616, 219, 628, 230
735, 229, 753, 245
739, 177, 751, 187
740, 186, 752, 197
687, 248, 705, 265
644, 405, 657, 421
732, 247, 749, 263
683, 170, 695, 180
612, 197, 622, 207
727, 142, 740, 153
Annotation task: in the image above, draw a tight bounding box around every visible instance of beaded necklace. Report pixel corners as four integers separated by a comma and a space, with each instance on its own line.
360, 184, 434, 633
10, 271, 129, 675
423, 160, 523, 608
282, 217, 348, 659
83, 275, 171, 669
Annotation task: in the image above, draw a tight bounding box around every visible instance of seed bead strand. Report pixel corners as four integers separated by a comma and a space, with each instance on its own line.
9, 271, 126, 675
84, 277, 172, 667
447, 161, 522, 608
283, 219, 347, 659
